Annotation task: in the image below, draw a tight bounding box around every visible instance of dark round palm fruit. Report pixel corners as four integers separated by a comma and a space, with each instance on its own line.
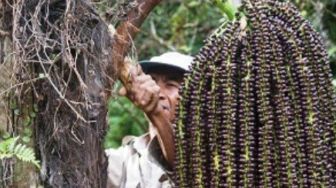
173, 0, 336, 187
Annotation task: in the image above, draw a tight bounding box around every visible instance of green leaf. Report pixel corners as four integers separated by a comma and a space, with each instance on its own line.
0, 136, 40, 168
22, 136, 30, 143
188, 1, 200, 7
213, 0, 237, 21
0, 136, 19, 153
0, 153, 13, 159
30, 111, 36, 118
24, 116, 31, 126
13, 143, 40, 168
33, 104, 38, 112
2, 132, 11, 139
14, 109, 20, 115
23, 128, 32, 137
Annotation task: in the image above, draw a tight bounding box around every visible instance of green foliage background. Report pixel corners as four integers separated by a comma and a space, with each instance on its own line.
104, 0, 336, 148
105, 96, 148, 148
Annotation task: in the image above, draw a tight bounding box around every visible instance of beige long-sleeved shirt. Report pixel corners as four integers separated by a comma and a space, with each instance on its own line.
105, 134, 173, 188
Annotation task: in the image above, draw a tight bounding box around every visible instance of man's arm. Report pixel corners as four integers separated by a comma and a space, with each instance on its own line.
146, 106, 175, 168
119, 64, 175, 168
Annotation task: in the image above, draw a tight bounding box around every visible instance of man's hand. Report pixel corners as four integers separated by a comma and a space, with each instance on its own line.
119, 64, 161, 115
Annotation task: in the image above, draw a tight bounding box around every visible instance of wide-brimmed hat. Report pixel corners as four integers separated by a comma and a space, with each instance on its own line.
140, 52, 193, 74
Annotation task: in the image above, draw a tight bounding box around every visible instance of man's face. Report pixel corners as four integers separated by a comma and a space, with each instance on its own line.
148, 68, 184, 123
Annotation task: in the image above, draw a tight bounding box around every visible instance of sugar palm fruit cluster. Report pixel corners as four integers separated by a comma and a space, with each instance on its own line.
173, 0, 336, 187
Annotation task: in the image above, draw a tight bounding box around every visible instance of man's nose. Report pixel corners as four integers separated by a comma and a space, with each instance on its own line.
159, 90, 166, 100
156, 81, 167, 100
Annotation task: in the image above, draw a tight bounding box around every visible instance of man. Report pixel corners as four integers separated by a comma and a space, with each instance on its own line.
106, 52, 193, 188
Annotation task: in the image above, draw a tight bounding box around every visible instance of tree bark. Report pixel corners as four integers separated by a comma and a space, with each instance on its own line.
6, 0, 162, 187
32, 1, 114, 187
1, 0, 161, 186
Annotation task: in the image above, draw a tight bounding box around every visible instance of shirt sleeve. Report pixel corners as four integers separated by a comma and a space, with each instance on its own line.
105, 138, 136, 188
148, 136, 173, 172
